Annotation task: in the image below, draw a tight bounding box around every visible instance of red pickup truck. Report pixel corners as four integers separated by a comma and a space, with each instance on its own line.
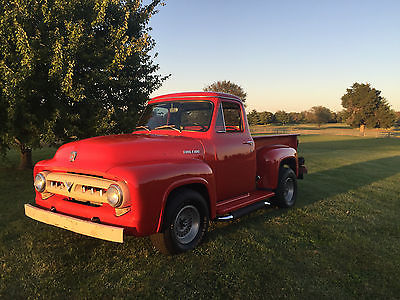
25, 92, 306, 254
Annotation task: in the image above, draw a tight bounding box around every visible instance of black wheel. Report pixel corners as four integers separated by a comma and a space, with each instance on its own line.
275, 167, 297, 208
150, 189, 209, 255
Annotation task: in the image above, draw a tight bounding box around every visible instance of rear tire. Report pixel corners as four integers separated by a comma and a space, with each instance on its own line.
275, 167, 297, 208
150, 189, 209, 255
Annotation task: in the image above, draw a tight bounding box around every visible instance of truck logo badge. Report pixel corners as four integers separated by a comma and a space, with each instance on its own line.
183, 149, 200, 154
64, 182, 73, 192
70, 151, 77, 162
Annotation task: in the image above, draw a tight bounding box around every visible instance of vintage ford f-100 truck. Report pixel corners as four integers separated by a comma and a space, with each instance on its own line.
25, 92, 306, 254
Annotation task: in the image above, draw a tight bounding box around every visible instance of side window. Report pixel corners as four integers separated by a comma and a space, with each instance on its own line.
222, 101, 243, 132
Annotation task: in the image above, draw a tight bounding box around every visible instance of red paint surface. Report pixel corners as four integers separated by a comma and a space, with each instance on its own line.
32, 92, 301, 236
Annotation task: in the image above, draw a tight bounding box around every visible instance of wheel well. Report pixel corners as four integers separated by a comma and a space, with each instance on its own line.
280, 157, 296, 173
162, 183, 210, 228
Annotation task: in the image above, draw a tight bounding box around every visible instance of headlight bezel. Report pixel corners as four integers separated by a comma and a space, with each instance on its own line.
106, 184, 123, 208
34, 173, 46, 193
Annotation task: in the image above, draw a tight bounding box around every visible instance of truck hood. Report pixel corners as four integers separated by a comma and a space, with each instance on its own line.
46, 134, 205, 174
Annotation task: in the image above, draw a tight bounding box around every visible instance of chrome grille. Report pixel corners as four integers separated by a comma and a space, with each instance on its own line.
44, 172, 116, 204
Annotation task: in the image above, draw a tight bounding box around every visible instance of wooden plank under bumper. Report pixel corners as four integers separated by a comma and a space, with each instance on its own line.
24, 204, 124, 243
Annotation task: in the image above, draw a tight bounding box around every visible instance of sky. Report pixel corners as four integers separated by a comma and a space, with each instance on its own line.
148, 0, 400, 113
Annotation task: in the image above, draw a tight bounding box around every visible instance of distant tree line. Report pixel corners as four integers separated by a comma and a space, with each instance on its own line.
247, 106, 344, 126
248, 107, 399, 127
248, 83, 399, 128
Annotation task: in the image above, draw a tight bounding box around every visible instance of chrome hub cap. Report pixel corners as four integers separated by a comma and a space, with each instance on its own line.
174, 205, 200, 244
283, 177, 294, 204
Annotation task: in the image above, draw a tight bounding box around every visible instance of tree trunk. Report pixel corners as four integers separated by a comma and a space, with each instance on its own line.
15, 138, 33, 169
359, 124, 366, 136
19, 148, 33, 169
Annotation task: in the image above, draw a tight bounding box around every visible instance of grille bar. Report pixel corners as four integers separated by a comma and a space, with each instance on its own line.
45, 172, 116, 204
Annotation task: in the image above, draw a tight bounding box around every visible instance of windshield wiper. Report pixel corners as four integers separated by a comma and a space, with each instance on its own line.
154, 125, 181, 132
134, 125, 151, 132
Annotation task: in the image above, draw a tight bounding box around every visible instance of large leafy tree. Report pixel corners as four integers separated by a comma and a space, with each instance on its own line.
0, 0, 168, 168
203, 80, 247, 103
341, 83, 395, 129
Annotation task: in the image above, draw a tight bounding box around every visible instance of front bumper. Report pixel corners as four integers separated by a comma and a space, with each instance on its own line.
24, 204, 124, 243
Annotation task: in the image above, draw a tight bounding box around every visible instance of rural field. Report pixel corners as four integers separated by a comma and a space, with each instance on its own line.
1, 134, 400, 299
250, 123, 400, 138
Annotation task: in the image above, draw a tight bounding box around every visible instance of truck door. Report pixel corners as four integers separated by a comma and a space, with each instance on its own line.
213, 100, 257, 201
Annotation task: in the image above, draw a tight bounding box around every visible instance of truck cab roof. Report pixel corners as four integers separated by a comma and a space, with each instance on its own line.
150, 91, 243, 105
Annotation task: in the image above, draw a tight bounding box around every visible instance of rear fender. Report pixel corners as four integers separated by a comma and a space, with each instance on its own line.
256, 146, 297, 190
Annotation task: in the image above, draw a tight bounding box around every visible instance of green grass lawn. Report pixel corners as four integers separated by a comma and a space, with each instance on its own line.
250, 123, 400, 138
1, 135, 400, 298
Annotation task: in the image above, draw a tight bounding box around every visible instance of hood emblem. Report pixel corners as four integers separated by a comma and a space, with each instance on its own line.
70, 151, 77, 162
64, 182, 73, 192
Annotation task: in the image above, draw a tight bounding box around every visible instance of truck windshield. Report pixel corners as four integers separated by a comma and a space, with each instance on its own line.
135, 101, 213, 132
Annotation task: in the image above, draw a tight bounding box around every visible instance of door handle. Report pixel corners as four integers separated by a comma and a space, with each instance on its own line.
243, 140, 254, 145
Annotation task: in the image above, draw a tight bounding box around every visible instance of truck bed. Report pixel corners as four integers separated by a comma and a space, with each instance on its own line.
253, 134, 299, 151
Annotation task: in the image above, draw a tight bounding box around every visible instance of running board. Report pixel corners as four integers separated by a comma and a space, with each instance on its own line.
216, 201, 271, 221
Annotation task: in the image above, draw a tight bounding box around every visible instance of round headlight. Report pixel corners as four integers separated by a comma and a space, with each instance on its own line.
34, 173, 46, 193
106, 184, 123, 208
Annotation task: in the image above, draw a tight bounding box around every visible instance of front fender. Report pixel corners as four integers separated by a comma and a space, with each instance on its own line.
107, 159, 215, 235
256, 146, 297, 190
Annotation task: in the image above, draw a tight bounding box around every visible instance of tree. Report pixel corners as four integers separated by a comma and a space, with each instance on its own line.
309, 106, 333, 127
274, 110, 290, 125
259, 111, 275, 124
336, 110, 348, 123
204, 80, 247, 103
0, 0, 168, 168
247, 109, 260, 126
395, 112, 400, 127
341, 83, 395, 129
288, 112, 304, 124
296, 111, 308, 124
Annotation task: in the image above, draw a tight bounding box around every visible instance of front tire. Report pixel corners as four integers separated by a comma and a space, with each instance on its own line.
275, 167, 297, 208
150, 189, 209, 255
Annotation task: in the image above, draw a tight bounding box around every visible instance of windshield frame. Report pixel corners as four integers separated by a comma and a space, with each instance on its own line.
135, 100, 215, 133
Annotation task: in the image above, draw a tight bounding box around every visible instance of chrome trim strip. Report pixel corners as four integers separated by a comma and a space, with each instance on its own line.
217, 202, 271, 221
216, 215, 234, 221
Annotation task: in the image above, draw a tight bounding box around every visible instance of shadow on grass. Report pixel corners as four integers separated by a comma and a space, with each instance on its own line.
298, 135, 400, 151
207, 155, 400, 238
297, 155, 400, 205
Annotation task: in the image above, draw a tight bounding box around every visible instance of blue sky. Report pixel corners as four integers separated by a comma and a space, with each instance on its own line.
148, 0, 400, 112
